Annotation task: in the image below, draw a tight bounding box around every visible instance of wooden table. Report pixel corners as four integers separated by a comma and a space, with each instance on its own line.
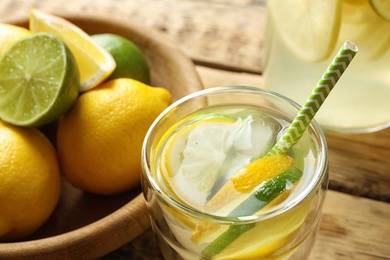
1, 0, 389, 259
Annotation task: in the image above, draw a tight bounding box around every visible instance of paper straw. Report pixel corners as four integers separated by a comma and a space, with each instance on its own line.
267, 41, 358, 156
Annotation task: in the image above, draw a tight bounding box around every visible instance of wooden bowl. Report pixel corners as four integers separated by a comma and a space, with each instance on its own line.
0, 15, 203, 259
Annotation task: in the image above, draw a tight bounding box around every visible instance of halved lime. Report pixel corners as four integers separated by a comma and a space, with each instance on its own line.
267, 0, 342, 62
370, 0, 390, 21
0, 32, 79, 127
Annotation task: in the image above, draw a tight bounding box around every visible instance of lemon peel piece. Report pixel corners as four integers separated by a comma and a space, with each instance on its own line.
204, 155, 295, 214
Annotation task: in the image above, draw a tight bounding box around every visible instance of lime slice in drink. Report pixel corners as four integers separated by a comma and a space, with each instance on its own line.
30, 9, 116, 91
191, 155, 297, 244
0, 33, 79, 127
370, 0, 390, 21
199, 168, 305, 259
267, 0, 342, 62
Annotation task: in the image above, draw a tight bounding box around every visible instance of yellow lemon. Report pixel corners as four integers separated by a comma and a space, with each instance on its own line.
29, 9, 116, 91
0, 23, 30, 56
0, 120, 61, 242
57, 78, 172, 195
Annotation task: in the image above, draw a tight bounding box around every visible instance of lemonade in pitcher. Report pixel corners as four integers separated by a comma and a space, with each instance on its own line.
142, 86, 328, 259
264, 0, 390, 133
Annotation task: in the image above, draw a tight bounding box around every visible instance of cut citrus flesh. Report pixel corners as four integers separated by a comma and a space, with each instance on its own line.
208, 199, 310, 260
202, 155, 295, 215
370, 0, 390, 21
161, 117, 241, 209
198, 168, 304, 258
29, 9, 116, 91
0, 23, 31, 56
160, 114, 274, 210
0, 32, 79, 127
199, 168, 303, 258
267, 0, 342, 62
191, 165, 300, 245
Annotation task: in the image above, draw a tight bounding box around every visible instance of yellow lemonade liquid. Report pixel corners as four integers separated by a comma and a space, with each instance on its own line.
264, 1, 390, 133
152, 105, 326, 259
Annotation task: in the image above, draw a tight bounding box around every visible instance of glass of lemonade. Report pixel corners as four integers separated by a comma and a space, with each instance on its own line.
263, 0, 390, 133
142, 86, 328, 259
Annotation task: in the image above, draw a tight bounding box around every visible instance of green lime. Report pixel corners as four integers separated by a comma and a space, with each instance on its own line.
91, 33, 150, 84
370, 0, 390, 21
0, 32, 79, 127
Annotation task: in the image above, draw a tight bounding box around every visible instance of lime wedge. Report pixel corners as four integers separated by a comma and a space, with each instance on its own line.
267, 0, 342, 62
370, 0, 390, 21
0, 32, 79, 127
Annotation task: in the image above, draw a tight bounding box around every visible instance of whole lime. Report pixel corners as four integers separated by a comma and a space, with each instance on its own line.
92, 33, 150, 84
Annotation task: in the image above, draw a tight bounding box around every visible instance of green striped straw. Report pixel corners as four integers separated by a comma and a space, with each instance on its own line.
267, 40, 358, 156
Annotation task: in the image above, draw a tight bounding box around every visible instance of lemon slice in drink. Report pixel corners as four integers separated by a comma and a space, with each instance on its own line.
30, 9, 116, 91
267, 0, 342, 62
0, 23, 31, 56
0, 33, 79, 127
160, 114, 275, 210
370, 0, 390, 21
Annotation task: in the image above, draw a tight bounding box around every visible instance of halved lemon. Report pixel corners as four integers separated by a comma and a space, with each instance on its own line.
267, 0, 342, 62
29, 9, 116, 91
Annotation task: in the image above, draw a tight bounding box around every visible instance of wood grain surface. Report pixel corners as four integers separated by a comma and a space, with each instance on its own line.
1, 0, 389, 259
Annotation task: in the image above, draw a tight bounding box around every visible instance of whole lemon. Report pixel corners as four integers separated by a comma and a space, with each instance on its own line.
57, 78, 172, 195
0, 120, 61, 242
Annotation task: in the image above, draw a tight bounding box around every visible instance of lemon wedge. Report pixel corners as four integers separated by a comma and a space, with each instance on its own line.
29, 9, 116, 91
267, 0, 342, 62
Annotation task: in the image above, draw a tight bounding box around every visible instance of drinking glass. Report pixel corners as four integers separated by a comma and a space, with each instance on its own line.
142, 86, 329, 259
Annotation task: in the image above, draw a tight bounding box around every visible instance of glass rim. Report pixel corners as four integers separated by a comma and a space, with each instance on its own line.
142, 85, 328, 224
